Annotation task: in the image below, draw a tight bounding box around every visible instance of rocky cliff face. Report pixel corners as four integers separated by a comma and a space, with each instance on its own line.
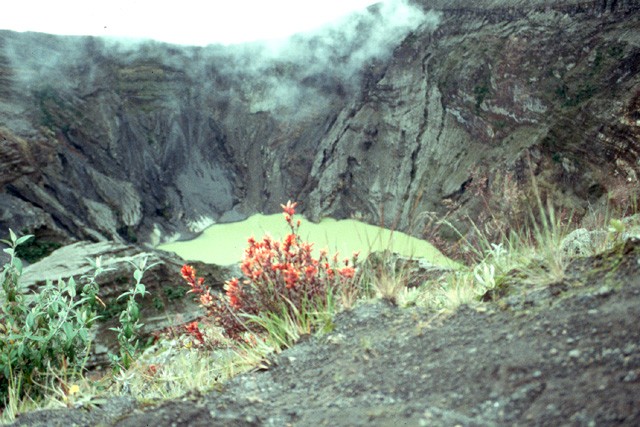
0, 0, 639, 250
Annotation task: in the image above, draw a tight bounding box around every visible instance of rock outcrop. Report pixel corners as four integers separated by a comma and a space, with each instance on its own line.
0, 0, 638, 248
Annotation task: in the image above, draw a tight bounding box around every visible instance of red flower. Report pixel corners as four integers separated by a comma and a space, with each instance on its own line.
252, 268, 264, 280
339, 266, 356, 279
283, 233, 297, 252
185, 321, 205, 344
200, 290, 213, 306
281, 200, 298, 216
305, 265, 318, 279
284, 265, 300, 289
226, 277, 242, 310
181, 264, 196, 282
182, 264, 206, 294
326, 267, 335, 279
179, 199, 363, 343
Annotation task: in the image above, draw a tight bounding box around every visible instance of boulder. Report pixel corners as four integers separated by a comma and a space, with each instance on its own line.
560, 228, 608, 258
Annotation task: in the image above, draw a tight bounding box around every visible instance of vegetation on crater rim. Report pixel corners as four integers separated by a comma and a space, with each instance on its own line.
1, 189, 638, 423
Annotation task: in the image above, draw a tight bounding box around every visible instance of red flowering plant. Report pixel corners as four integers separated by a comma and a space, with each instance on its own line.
180, 200, 358, 344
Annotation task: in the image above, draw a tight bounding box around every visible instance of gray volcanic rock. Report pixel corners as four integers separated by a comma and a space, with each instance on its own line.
0, 0, 638, 248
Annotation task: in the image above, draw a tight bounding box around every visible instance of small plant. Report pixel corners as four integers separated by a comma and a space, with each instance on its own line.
109, 257, 158, 372
430, 272, 479, 311
181, 201, 358, 347
364, 258, 409, 305
0, 230, 102, 409
607, 218, 625, 241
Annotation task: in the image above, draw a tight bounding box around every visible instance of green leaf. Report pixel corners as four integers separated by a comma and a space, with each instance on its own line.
133, 269, 143, 282
13, 257, 23, 274
15, 235, 34, 246
67, 278, 77, 298
135, 283, 146, 296
117, 291, 131, 301
9, 229, 17, 244
129, 303, 139, 320
608, 218, 625, 234
25, 311, 36, 329
63, 323, 77, 341
3, 248, 14, 256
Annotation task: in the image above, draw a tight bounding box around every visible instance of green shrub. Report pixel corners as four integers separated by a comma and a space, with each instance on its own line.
0, 230, 102, 405
0, 229, 154, 409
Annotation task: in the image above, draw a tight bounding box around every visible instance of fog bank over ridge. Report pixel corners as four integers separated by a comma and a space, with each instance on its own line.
1, 0, 379, 45
210, 0, 440, 114
2, 0, 438, 118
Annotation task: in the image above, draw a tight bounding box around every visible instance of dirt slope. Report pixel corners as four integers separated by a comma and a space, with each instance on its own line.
11, 238, 640, 426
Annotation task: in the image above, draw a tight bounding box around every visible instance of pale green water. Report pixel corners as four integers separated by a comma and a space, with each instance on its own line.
159, 214, 457, 268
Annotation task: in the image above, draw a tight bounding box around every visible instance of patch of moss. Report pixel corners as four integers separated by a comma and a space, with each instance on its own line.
117, 226, 138, 243
555, 84, 568, 100
152, 296, 165, 311
592, 50, 604, 71
473, 84, 490, 113
14, 237, 62, 263
163, 285, 189, 302
608, 45, 625, 60
563, 84, 596, 107
97, 299, 128, 322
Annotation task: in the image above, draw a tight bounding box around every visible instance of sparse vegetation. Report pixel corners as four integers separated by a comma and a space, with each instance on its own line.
1, 230, 101, 416
473, 84, 490, 113
2, 193, 639, 424
13, 236, 62, 264
0, 232, 151, 423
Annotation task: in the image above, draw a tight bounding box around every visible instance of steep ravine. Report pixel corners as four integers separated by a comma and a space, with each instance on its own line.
0, 0, 639, 249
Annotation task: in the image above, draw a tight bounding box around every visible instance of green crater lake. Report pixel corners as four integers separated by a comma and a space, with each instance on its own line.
159, 214, 457, 268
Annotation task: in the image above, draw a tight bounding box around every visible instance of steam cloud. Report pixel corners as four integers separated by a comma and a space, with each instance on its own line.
212, 0, 441, 115
1, 0, 440, 122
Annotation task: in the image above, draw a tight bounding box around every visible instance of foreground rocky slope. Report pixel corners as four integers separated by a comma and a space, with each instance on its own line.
1, 0, 639, 248
11, 237, 640, 426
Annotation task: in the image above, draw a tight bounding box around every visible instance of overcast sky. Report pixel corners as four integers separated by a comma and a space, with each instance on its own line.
0, 0, 382, 45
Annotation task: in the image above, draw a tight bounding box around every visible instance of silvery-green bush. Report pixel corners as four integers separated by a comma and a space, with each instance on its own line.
0, 230, 146, 404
